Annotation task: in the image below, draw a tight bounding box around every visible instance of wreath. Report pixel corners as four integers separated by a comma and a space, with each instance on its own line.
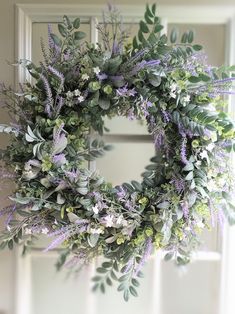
1, 4, 235, 300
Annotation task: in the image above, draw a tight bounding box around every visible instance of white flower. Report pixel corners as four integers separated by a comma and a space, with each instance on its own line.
207, 103, 216, 112
74, 89, 81, 96
195, 160, 202, 167
93, 67, 100, 75
77, 96, 84, 103
81, 73, 89, 81
104, 214, 114, 227
170, 92, 177, 99
206, 143, 215, 152
92, 204, 99, 215
200, 150, 209, 160
25, 228, 32, 235
207, 180, 217, 192
170, 83, 177, 91
197, 221, 205, 229
90, 227, 103, 234
41, 227, 49, 235
115, 215, 128, 228
66, 91, 73, 98
184, 95, 190, 102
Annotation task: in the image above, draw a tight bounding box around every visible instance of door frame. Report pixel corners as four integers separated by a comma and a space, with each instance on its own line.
15, 4, 235, 314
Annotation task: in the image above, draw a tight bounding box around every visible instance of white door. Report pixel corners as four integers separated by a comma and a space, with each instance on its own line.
9, 4, 235, 314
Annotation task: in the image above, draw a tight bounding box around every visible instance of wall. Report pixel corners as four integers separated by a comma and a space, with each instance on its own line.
0, 0, 230, 313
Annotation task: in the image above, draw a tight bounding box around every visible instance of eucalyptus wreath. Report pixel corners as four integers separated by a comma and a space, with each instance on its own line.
1, 3, 235, 300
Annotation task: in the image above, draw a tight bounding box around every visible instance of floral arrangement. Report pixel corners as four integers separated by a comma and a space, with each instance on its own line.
1, 3, 235, 300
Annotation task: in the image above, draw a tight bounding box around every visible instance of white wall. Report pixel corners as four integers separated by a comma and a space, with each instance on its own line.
0, 0, 231, 313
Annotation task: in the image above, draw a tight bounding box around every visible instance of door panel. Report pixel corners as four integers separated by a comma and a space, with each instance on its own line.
27, 18, 225, 314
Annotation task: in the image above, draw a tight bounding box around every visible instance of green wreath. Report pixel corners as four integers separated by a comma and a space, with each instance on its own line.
1, 4, 235, 300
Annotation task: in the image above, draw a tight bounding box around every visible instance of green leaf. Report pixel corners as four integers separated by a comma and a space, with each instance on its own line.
181, 32, 188, 43
148, 74, 161, 87
96, 267, 108, 274
129, 286, 138, 297
117, 283, 126, 291
8, 240, 13, 250
63, 15, 72, 29
102, 261, 112, 268
131, 180, 142, 192
157, 201, 170, 209
188, 30, 194, 43
154, 24, 164, 33
98, 98, 110, 110
188, 76, 201, 83
131, 278, 140, 287
100, 283, 105, 293
164, 252, 174, 261
170, 28, 178, 44
199, 73, 211, 82
77, 187, 88, 195
144, 12, 153, 24
193, 44, 203, 51
123, 289, 130, 302
119, 274, 129, 282
88, 234, 99, 247
104, 277, 111, 286
140, 21, 149, 33
73, 31, 86, 41
110, 270, 118, 281
9, 195, 31, 205
58, 24, 67, 37
185, 171, 194, 181
132, 36, 139, 49
146, 4, 154, 17
73, 17, 81, 29
92, 283, 99, 292
50, 33, 62, 46
183, 162, 194, 171
152, 3, 156, 15
138, 30, 146, 44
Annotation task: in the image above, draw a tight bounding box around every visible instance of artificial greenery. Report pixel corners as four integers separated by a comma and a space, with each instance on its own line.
1, 4, 235, 300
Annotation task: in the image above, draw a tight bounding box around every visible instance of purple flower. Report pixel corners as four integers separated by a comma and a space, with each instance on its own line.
123, 257, 134, 273
53, 123, 65, 146
127, 108, 136, 120
124, 200, 134, 211
47, 24, 54, 49
129, 59, 160, 76
64, 169, 80, 182
161, 110, 171, 123
180, 136, 188, 164
97, 73, 108, 81
53, 154, 67, 166
44, 224, 87, 252
40, 74, 53, 117
48, 65, 65, 91
65, 254, 84, 268
181, 201, 189, 219
154, 129, 165, 149
140, 100, 152, 118
171, 177, 185, 193
116, 186, 126, 200
117, 84, 137, 97
134, 238, 152, 276
55, 96, 65, 115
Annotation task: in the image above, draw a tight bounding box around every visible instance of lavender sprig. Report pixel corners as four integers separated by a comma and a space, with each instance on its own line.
48, 65, 65, 92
